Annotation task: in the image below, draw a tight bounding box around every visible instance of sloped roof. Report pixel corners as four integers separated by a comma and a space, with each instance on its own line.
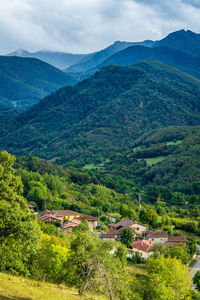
101, 228, 123, 239
147, 231, 168, 239
78, 215, 98, 221
167, 236, 187, 242
40, 214, 62, 222
62, 223, 78, 229
109, 220, 146, 228
131, 240, 154, 253
38, 210, 52, 218
52, 210, 80, 217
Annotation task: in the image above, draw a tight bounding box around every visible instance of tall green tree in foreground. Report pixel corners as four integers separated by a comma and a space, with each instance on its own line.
145, 256, 191, 300
66, 232, 130, 299
0, 151, 40, 275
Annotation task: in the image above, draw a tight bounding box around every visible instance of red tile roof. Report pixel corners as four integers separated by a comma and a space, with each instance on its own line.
38, 210, 52, 218
40, 215, 62, 222
131, 240, 154, 253
78, 216, 98, 221
101, 228, 123, 239
62, 223, 78, 229
167, 236, 187, 243
52, 210, 80, 217
147, 231, 168, 239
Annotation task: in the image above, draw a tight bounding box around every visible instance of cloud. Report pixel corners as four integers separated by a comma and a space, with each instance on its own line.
0, 0, 200, 54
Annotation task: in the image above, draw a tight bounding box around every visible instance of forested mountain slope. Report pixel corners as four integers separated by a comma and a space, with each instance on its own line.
1, 60, 200, 163
0, 55, 77, 110
92, 45, 200, 80
65, 40, 154, 75
155, 29, 200, 57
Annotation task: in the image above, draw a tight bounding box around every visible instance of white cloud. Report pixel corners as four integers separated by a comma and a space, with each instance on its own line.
0, 0, 200, 54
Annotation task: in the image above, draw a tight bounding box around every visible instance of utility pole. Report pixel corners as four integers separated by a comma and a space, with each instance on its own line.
137, 193, 142, 209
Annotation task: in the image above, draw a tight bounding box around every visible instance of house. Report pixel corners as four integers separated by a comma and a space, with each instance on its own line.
129, 240, 154, 259
101, 228, 123, 241
40, 214, 63, 224
166, 236, 187, 247
38, 209, 52, 218
77, 216, 98, 231
109, 220, 146, 235
38, 209, 80, 224
52, 210, 81, 221
146, 231, 168, 243
62, 221, 80, 233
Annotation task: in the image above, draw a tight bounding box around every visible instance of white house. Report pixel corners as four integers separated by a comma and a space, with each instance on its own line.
146, 231, 168, 243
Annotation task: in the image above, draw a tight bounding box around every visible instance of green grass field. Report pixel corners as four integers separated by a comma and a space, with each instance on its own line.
0, 272, 106, 300
143, 156, 166, 166
166, 140, 182, 146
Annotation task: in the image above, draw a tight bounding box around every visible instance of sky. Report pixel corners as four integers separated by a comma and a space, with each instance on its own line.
0, 0, 200, 55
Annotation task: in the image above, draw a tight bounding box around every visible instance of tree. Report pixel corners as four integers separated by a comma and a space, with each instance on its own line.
143, 256, 191, 300
72, 220, 90, 233
193, 271, 200, 291
146, 209, 158, 228
31, 233, 70, 283
166, 245, 190, 265
0, 151, 40, 275
66, 232, 130, 299
120, 228, 135, 248
187, 239, 197, 257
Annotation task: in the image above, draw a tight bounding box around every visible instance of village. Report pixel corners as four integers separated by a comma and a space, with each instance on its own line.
28, 204, 188, 260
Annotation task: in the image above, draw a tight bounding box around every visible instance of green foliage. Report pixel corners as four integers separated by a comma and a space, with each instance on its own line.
0, 151, 40, 275
31, 233, 70, 283
166, 245, 191, 264
72, 220, 90, 233
0, 55, 76, 110
128, 252, 146, 264
3, 60, 200, 166
145, 256, 191, 300
193, 271, 200, 291
66, 232, 130, 299
120, 228, 135, 248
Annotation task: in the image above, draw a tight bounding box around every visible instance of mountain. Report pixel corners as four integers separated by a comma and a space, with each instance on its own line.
65, 40, 154, 75
7, 49, 88, 70
0, 55, 77, 110
155, 29, 200, 57
92, 45, 200, 80
66, 29, 200, 80
1, 60, 200, 163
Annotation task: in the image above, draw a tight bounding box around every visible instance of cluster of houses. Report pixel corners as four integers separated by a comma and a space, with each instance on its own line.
101, 219, 187, 259
28, 204, 187, 260
37, 209, 98, 232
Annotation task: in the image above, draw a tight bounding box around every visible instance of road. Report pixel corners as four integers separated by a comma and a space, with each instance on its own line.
188, 245, 200, 289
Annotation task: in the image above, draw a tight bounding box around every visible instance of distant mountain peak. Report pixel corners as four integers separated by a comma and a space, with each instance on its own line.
8, 48, 30, 56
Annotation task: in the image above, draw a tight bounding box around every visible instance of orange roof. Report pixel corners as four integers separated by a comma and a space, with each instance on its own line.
131, 240, 154, 253
63, 223, 78, 229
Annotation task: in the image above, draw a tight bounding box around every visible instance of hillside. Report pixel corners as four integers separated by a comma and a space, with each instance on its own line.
0, 272, 104, 300
93, 45, 200, 80
0, 55, 77, 110
131, 125, 200, 194
65, 40, 154, 76
1, 60, 200, 163
7, 48, 88, 69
